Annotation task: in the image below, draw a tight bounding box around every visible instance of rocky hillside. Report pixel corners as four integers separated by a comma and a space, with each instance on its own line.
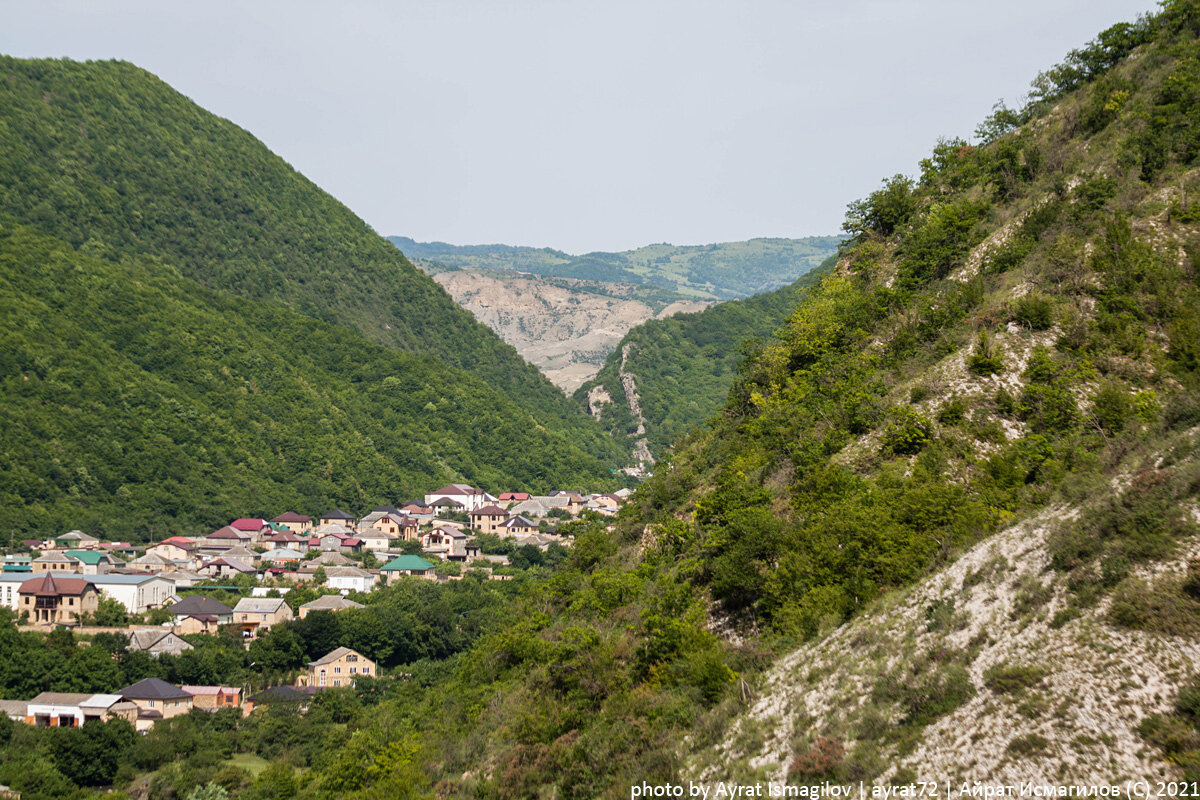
425, 267, 709, 393
390, 235, 840, 301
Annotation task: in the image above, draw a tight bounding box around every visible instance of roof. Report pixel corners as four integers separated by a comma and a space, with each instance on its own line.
162, 536, 196, 545
272, 512, 312, 523
429, 497, 464, 508
128, 628, 193, 651
30, 692, 95, 705
181, 685, 240, 696
205, 558, 256, 573
169, 595, 233, 616
84, 573, 171, 586
381, 555, 435, 572
309, 551, 353, 565
20, 574, 93, 597
132, 552, 175, 566
469, 504, 507, 516
207, 526, 250, 540
34, 551, 78, 563
315, 523, 354, 536
503, 515, 538, 528
499, 492, 530, 501
371, 505, 402, 515
261, 548, 305, 560
320, 509, 356, 520
233, 598, 291, 614
64, 550, 107, 565
324, 566, 374, 578
120, 677, 191, 701
299, 595, 365, 612
0, 699, 28, 718
248, 685, 318, 703
57, 530, 99, 543
79, 694, 124, 709
309, 646, 369, 666
230, 518, 268, 531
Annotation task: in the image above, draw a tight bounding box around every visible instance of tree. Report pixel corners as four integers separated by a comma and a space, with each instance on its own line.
93, 596, 129, 626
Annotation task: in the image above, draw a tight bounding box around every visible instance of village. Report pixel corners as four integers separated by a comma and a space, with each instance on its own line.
0, 483, 629, 733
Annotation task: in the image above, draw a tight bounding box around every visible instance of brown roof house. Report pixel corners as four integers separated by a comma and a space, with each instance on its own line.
298, 647, 376, 688
118, 677, 193, 732
19, 574, 98, 625
271, 512, 313, 534
468, 505, 509, 534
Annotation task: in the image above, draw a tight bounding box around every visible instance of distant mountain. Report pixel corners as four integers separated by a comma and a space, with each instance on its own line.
574, 259, 833, 466
0, 56, 624, 537
389, 235, 841, 301
424, 267, 711, 394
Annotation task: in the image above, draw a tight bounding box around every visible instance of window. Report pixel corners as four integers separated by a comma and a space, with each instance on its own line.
362, 666, 370, 675
350, 667, 356, 674
334, 667, 341, 674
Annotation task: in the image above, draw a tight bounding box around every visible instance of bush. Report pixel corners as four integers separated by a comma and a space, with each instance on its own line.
983, 663, 1047, 693
881, 407, 934, 456
967, 331, 1005, 376
1013, 294, 1054, 330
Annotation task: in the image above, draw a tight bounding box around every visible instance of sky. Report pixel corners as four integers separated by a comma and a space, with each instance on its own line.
1, 0, 1161, 254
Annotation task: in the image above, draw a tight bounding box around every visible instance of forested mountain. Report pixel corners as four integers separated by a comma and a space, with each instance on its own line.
0, 56, 624, 538
0, 56, 613, 456
574, 257, 832, 462
389, 234, 840, 300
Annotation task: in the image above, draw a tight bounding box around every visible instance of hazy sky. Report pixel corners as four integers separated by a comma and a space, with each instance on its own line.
1, 0, 1159, 253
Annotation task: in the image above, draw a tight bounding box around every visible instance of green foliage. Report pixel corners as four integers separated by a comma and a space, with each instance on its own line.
843, 175, 918, 239
983, 663, 1048, 694
966, 331, 1005, 376
896, 198, 990, 288
881, 407, 934, 456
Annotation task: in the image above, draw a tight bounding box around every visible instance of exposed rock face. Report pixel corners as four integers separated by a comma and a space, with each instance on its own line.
431, 269, 709, 393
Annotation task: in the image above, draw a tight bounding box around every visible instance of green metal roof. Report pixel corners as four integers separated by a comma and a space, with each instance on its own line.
65, 550, 105, 565
380, 555, 434, 572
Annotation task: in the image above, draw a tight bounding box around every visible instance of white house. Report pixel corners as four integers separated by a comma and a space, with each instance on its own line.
423, 484, 498, 513
85, 574, 176, 614
324, 566, 378, 594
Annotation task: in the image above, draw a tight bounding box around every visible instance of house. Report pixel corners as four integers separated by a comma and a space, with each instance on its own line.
508, 499, 553, 518
308, 551, 354, 567
128, 628, 194, 657
118, 678, 193, 731
499, 515, 539, 537
168, 596, 233, 625
0, 699, 28, 721
232, 598, 293, 636
159, 569, 205, 589
182, 686, 244, 714
221, 545, 261, 565
2, 555, 32, 571
324, 566, 377, 594
299, 647, 376, 688
64, 550, 118, 575
129, 551, 177, 574
380, 555, 435, 583
175, 614, 222, 635
468, 505, 509, 534
0, 572, 26, 611
497, 492, 531, 509
318, 509, 357, 528
259, 547, 305, 567
555, 492, 587, 515
246, 685, 318, 714
298, 595, 365, 618
262, 530, 308, 547
399, 502, 433, 516
86, 574, 175, 614
99, 541, 139, 559
18, 574, 99, 624
199, 557, 257, 580
24, 693, 137, 727
52, 530, 100, 550
229, 518, 271, 539
200, 526, 251, 553
32, 551, 80, 574
356, 530, 392, 551
271, 512, 313, 534
424, 484, 497, 513
516, 533, 561, 551
422, 527, 469, 560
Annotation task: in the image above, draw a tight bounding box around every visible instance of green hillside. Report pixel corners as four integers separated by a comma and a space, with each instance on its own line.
574, 259, 832, 460
0, 56, 612, 455
389, 234, 841, 300
0, 224, 618, 541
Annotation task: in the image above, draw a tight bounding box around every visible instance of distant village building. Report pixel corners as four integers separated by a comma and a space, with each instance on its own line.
118, 678, 193, 732
271, 512, 313, 534
182, 686, 244, 713
318, 509, 356, 528
18, 574, 98, 625
424, 484, 497, 513
232, 598, 293, 636
468, 505, 508, 534
298, 595, 364, 618
323, 566, 377, 594
380, 555, 435, 583
298, 647, 375, 688
24, 692, 137, 727
127, 628, 194, 657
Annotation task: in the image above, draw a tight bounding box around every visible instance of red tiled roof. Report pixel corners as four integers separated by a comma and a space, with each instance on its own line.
20, 574, 93, 597
499, 492, 530, 501
230, 518, 268, 531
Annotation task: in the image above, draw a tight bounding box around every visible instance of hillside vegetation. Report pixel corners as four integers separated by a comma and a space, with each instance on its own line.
390, 235, 840, 301
0, 224, 619, 541
575, 258, 832, 461
0, 56, 615, 461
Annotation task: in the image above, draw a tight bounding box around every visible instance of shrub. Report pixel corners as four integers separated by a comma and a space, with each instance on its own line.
983, 663, 1047, 693
788, 737, 845, 782
1013, 294, 1054, 330
967, 331, 1005, 376
1006, 733, 1049, 757
882, 407, 934, 456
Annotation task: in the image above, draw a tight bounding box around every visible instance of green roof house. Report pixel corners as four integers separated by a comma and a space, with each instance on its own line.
380, 555, 434, 584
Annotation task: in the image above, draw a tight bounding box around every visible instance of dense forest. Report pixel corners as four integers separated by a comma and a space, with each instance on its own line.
389, 235, 840, 300
574, 258, 831, 459
0, 55, 618, 471
0, 57, 628, 540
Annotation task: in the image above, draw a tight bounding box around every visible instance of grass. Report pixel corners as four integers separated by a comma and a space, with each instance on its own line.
226, 754, 271, 778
